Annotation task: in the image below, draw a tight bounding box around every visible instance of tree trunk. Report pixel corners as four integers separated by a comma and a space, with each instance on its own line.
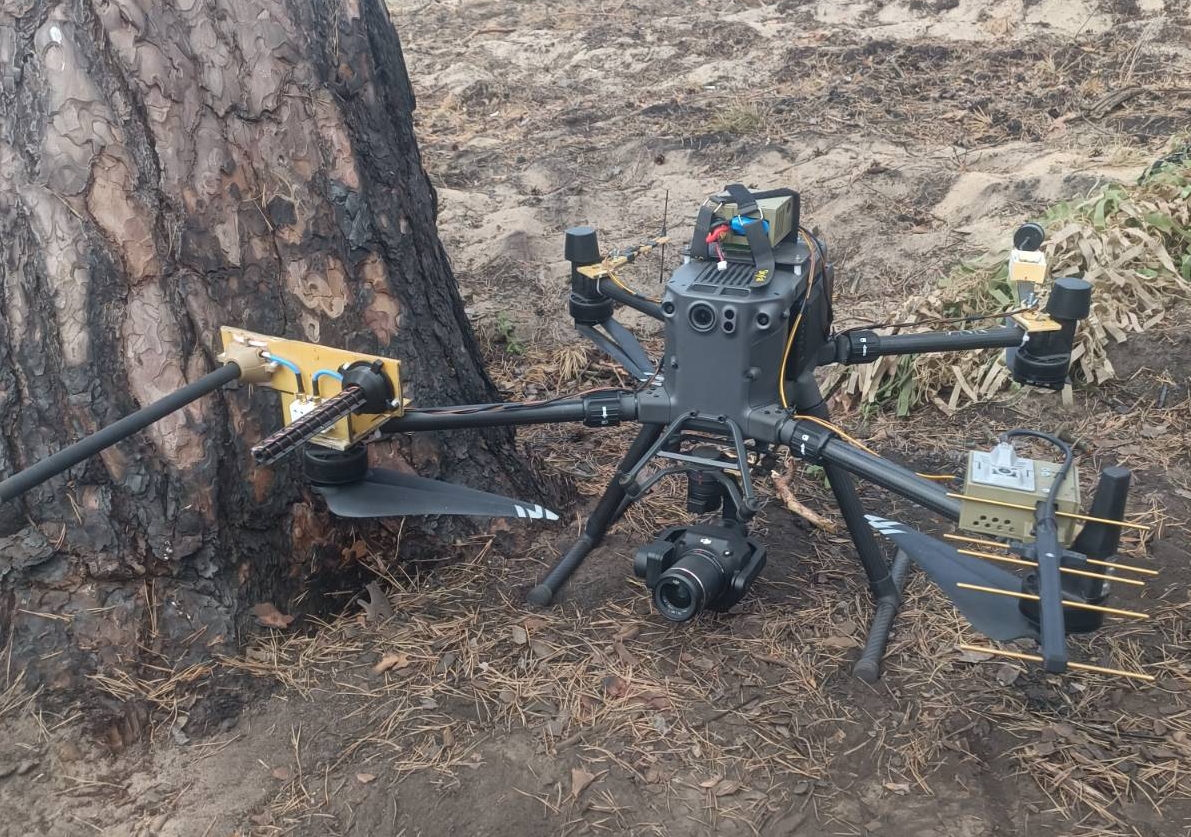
0, 0, 554, 707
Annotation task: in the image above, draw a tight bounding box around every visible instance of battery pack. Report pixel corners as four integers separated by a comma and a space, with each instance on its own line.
714, 195, 796, 248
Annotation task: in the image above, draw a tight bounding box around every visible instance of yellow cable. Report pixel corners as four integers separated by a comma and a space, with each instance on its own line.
601, 272, 661, 303
778, 230, 817, 411
794, 414, 955, 483
795, 415, 875, 455
775, 233, 953, 482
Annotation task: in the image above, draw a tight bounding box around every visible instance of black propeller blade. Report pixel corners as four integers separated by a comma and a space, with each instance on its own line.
865, 515, 1037, 642
314, 467, 560, 521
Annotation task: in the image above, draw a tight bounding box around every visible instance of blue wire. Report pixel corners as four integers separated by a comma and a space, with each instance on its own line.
311, 368, 343, 396
263, 352, 303, 392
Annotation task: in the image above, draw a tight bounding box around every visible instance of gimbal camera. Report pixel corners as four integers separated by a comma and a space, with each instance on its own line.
0, 184, 1156, 684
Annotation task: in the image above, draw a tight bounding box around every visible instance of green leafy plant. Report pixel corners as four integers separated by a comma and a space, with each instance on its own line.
494, 312, 526, 355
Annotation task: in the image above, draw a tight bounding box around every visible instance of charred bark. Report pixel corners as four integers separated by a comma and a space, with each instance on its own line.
0, 0, 557, 701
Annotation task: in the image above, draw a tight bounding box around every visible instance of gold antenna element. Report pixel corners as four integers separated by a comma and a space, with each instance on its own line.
954, 583, 1149, 619
958, 644, 1154, 682
943, 533, 1158, 576
946, 492, 1151, 532
577, 236, 672, 280
954, 548, 1145, 587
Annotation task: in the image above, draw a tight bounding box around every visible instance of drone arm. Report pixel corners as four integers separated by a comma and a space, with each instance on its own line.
379, 391, 640, 433
575, 321, 656, 381
821, 326, 1025, 365
595, 279, 664, 320
782, 418, 961, 520
819, 278, 1092, 391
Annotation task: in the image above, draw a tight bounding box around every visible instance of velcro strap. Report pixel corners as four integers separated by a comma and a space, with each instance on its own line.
723, 183, 775, 284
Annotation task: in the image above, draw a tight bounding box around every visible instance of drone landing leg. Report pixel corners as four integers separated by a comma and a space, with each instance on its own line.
852, 550, 912, 682
793, 375, 907, 682
527, 423, 665, 606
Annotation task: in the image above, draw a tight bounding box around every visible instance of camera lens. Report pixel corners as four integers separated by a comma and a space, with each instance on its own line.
655, 574, 701, 622
657, 577, 695, 614
688, 302, 717, 332
653, 546, 727, 622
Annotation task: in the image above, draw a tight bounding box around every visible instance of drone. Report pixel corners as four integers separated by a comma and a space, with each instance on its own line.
0, 184, 1157, 684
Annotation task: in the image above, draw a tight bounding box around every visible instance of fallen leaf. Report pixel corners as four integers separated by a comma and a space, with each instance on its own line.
714, 779, 742, 797
373, 652, 412, 673
521, 616, 548, 632
571, 767, 597, 799
957, 648, 993, 664
615, 624, 641, 641
613, 641, 638, 667
883, 782, 910, 795
435, 652, 457, 675
358, 581, 395, 622
271, 766, 292, 781
1052, 722, 1076, 740
636, 691, 670, 710
820, 635, 860, 649
700, 775, 724, 788
510, 625, 529, 645
602, 674, 628, 698
995, 663, 1021, 686
253, 603, 294, 629
341, 540, 369, 562
356, 773, 377, 784
530, 639, 555, 659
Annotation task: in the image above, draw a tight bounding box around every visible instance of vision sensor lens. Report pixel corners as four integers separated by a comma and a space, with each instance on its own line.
689, 302, 717, 333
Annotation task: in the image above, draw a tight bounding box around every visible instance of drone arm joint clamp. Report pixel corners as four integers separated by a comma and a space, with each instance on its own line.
781, 419, 835, 462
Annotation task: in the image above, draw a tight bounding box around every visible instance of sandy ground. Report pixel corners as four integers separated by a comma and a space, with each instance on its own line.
3, 0, 1191, 835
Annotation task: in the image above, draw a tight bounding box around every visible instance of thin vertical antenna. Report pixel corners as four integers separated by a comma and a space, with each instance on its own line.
658, 189, 669, 285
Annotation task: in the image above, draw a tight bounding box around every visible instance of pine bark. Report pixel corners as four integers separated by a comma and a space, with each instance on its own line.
0, 0, 553, 702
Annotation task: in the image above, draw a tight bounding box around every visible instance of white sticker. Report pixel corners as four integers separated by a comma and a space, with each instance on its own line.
289, 399, 318, 423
